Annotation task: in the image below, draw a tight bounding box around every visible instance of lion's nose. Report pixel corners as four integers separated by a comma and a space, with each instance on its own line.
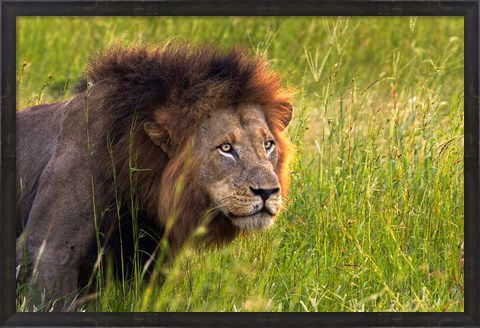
250, 187, 280, 202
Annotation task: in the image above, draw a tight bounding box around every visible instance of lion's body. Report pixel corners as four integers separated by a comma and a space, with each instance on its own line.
16, 43, 293, 310
17, 97, 99, 306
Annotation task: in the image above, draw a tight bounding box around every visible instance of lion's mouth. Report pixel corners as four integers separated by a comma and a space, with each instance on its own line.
226, 208, 275, 231
227, 208, 273, 219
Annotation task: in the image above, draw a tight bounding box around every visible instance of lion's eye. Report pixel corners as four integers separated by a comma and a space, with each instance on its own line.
264, 140, 274, 152
219, 143, 233, 153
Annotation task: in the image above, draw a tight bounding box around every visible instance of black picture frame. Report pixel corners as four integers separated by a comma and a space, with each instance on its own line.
1, 1, 478, 327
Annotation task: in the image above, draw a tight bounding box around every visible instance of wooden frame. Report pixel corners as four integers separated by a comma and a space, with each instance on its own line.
1, 1, 478, 326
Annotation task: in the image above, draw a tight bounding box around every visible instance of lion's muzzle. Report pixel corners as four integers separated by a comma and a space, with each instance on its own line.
250, 186, 280, 202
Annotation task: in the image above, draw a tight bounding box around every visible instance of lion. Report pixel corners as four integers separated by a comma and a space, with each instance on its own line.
16, 43, 293, 310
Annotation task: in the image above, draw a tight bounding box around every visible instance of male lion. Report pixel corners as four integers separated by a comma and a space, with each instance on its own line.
16, 43, 293, 310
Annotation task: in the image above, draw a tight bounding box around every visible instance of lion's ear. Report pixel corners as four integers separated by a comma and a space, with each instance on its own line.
278, 102, 293, 131
144, 122, 175, 157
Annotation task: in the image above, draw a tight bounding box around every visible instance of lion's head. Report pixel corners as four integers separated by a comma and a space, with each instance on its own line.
148, 103, 288, 234
194, 104, 285, 231
87, 42, 293, 250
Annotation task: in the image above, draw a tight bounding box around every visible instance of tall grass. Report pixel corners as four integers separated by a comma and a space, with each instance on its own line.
16, 16, 464, 312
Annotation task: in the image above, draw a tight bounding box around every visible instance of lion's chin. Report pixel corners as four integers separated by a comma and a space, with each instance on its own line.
228, 210, 275, 231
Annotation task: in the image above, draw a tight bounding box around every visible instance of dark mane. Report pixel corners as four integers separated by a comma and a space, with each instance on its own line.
84, 42, 293, 253
85, 42, 292, 141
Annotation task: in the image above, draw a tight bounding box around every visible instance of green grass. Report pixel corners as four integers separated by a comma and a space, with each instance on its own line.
16, 16, 464, 312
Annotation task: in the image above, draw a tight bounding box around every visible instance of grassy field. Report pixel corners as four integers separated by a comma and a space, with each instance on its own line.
16, 16, 464, 312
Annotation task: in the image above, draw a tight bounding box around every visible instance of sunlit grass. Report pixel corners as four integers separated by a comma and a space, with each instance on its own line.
16, 16, 464, 312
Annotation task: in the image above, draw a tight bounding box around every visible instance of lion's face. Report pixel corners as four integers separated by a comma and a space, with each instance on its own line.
195, 104, 283, 231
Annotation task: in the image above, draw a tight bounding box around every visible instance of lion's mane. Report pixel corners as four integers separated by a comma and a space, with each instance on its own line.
82, 43, 293, 253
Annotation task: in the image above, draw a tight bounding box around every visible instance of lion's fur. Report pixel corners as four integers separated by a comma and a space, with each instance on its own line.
86, 43, 293, 247
16, 42, 293, 309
